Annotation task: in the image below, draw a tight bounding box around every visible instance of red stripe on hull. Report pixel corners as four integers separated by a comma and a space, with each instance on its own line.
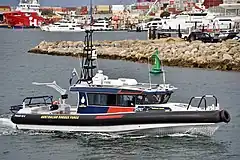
107, 107, 134, 113
95, 115, 124, 119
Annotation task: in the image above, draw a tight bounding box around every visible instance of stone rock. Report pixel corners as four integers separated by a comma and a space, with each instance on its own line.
196, 56, 206, 64
211, 53, 219, 59
29, 39, 240, 71
221, 46, 230, 53
206, 55, 218, 62
223, 54, 233, 61
228, 47, 239, 56
209, 45, 215, 50
236, 57, 240, 62
39, 41, 46, 46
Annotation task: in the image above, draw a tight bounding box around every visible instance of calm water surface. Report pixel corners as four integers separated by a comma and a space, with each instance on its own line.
0, 29, 239, 160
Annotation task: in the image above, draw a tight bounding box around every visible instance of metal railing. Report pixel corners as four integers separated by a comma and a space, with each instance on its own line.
187, 95, 218, 110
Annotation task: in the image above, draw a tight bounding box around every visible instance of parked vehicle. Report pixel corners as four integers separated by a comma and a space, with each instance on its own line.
137, 20, 163, 31
233, 33, 240, 41
187, 31, 220, 43
218, 30, 239, 41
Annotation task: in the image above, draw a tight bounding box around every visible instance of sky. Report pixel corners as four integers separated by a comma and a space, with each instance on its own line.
0, 0, 136, 6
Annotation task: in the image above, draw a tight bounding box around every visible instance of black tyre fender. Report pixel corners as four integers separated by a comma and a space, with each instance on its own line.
220, 110, 231, 123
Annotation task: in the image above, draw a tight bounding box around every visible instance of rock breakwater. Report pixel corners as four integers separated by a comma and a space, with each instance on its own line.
29, 38, 240, 71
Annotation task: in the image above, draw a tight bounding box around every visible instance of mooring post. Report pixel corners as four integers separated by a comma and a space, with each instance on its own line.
148, 27, 152, 40
152, 28, 156, 40
178, 24, 182, 38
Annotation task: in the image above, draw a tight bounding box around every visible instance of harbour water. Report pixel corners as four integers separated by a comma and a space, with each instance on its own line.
0, 28, 240, 160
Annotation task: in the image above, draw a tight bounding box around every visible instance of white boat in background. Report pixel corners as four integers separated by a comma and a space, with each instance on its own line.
41, 19, 113, 32
40, 20, 85, 32
85, 20, 113, 31
137, 19, 163, 31
161, 11, 217, 30
206, 16, 240, 31
162, 10, 240, 31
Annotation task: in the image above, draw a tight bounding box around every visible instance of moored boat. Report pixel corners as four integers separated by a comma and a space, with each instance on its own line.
85, 20, 113, 31
40, 20, 85, 32
3, 0, 45, 28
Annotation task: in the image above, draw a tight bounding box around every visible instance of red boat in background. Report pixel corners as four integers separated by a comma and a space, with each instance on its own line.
4, 11, 45, 28
3, 0, 45, 28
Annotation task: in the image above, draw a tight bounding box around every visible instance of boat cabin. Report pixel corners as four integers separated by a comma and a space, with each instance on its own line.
69, 86, 173, 114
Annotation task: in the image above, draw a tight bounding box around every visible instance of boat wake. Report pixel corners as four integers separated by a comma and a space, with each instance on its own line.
0, 125, 214, 139
0, 115, 18, 136
49, 132, 206, 140
48, 132, 199, 140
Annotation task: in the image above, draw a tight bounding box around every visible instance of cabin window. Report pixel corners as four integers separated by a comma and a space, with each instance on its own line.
188, 13, 207, 16
219, 19, 231, 22
153, 18, 161, 21
87, 93, 136, 107
93, 25, 105, 27
162, 94, 171, 103
116, 95, 135, 107
203, 33, 210, 37
87, 93, 116, 106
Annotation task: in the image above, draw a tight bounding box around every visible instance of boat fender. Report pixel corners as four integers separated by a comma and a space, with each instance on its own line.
220, 110, 231, 123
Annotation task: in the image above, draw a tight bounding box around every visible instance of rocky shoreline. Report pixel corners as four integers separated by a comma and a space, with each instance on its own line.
28, 38, 240, 71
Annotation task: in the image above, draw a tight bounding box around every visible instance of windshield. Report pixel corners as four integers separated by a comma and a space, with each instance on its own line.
23, 96, 53, 106
136, 93, 171, 105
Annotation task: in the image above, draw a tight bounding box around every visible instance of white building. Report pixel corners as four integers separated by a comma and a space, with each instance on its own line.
220, 0, 240, 15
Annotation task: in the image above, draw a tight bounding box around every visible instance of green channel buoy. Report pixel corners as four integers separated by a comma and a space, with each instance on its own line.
150, 48, 163, 74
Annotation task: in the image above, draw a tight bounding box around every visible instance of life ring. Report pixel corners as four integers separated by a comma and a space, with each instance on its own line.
219, 110, 231, 123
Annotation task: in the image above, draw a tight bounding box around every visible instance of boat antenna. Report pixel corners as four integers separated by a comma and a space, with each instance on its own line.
147, 56, 152, 89
161, 62, 166, 84
77, 0, 96, 84
156, 54, 166, 84
90, 0, 93, 25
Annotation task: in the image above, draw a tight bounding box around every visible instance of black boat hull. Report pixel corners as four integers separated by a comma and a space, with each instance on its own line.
11, 110, 230, 126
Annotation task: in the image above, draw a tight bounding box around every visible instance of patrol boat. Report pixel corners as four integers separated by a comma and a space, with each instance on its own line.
9, 30, 230, 135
